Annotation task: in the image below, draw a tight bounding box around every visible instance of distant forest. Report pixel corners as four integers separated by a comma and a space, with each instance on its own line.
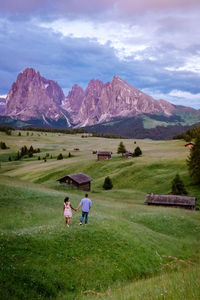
173, 124, 200, 141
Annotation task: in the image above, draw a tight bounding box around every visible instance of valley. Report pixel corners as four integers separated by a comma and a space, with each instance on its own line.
0, 130, 200, 299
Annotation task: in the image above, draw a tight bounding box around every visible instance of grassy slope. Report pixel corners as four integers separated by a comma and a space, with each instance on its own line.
0, 131, 200, 300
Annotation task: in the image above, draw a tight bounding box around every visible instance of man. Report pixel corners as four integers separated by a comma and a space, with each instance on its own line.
77, 193, 92, 225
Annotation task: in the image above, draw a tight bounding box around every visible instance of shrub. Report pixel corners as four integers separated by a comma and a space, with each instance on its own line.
134, 146, 142, 157
103, 176, 113, 190
171, 174, 187, 195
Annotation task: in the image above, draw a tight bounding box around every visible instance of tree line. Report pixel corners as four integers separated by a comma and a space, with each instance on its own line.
173, 124, 200, 141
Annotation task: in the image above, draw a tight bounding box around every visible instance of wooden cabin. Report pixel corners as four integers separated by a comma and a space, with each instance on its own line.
145, 193, 196, 210
58, 173, 93, 191
97, 151, 112, 161
185, 142, 194, 148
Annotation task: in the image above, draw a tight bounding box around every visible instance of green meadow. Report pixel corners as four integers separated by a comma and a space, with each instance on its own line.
0, 130, 200, 300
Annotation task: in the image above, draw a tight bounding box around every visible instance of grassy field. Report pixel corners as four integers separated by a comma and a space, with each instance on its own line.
0, 130, 200, 300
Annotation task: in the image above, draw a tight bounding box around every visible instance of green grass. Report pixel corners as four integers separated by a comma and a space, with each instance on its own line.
0, 131, 200, 299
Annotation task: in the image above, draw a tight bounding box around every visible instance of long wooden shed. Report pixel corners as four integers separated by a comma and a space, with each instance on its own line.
145, 193, 196, 210
58, 173, 93, 191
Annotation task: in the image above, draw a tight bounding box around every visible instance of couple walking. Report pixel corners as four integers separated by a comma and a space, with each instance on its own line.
63, 193, 92, 227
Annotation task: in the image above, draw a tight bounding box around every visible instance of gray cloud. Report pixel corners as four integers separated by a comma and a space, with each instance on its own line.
0, 0, 199, 110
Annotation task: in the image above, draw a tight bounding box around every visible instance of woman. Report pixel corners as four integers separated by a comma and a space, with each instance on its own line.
63, 197, 76, 227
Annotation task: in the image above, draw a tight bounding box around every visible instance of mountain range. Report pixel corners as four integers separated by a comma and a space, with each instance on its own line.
1, 68, 200, 139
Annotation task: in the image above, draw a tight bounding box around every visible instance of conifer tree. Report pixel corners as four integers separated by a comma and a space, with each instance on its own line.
57, 153, 63, 160
29, 145, 34, 154
134, 146, 142, 157
117, 141, 126, 154
15, 151, 21, 160
103, 176, 113, 190
171, 174, 187, 195
0, 141, 7, 149
187, 135, 200, 183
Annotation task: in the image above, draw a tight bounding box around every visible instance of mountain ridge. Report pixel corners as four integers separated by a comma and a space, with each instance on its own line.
1, 68, 200, 139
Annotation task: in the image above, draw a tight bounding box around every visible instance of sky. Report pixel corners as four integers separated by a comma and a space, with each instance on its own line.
0, 0, 200, 109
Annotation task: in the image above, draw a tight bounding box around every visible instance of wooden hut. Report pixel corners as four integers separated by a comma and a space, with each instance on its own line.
97, 151, 112, 161
145, 193, 196, 210
58, 173, 93, 191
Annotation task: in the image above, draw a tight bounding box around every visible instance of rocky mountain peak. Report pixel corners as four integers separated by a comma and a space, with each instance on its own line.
63, 84, 85, 116
5, 68, 65, 121
70, 75, 176, 127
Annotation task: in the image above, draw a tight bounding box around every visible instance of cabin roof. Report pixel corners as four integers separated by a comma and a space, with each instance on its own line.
185, 142, 194, 146
145, 193, 196, 205
58, 173, 93, 184
97, 151, 112, 155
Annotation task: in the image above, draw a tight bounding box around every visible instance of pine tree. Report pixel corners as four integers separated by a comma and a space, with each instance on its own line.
29, 145, 34, 154
21, 145, 28, 156
103, 176, 113, 190
134, 146, 142, 157
171, 174, 187, 195
57, 153, 63, 160
15, 151, 21, 160
187, 134, 200, 183
117, 142, 126, 154
8, 156, 12, 161
68, 152, 71, 158
0, 141, 7, 149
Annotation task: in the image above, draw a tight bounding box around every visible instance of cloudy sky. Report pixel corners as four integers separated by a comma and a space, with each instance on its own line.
0, 0, 200, 108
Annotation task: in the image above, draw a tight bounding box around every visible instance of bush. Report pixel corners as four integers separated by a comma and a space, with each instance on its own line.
134, 146, 142, 157
103, 176, 113, 190
171, 174, 187, 195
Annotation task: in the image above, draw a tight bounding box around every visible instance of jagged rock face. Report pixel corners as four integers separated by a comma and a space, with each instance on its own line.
62, 84, 84, 120
5, 68, 65, 121
65, 75, 175, 127
4, 69, 176, 127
